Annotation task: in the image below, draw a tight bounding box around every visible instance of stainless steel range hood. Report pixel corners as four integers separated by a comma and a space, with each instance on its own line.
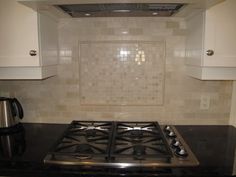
17, 0, 225, 18
57, 3, 184, 17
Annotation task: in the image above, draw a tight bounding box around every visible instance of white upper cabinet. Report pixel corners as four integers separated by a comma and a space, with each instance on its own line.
185, 0, 236, 80
0, 0, 58, 79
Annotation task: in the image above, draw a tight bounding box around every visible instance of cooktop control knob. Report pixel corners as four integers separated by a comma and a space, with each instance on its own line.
164, 125, 171, 131
167, 131, 176, 138
175, 146, 188, 157
171, 139, 181, 147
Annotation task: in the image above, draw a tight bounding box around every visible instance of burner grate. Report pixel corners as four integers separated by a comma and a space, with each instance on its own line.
48, 121, 114, 158
110, 122, 173, 160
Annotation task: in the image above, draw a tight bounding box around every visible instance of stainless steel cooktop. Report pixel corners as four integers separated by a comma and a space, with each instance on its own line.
44, 121, 199, 168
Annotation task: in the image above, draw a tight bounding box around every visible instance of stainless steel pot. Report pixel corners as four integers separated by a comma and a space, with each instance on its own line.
0, 97, 24, 128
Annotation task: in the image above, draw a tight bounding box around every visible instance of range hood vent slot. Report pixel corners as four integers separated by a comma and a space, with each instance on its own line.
57, 3, 185, 17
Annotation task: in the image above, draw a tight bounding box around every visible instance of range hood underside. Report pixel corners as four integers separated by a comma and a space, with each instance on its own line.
57, 3, 184, 17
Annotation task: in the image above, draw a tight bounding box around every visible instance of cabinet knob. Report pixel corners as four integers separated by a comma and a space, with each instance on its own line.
29, 50, 37, 56
206, 50, 214, 56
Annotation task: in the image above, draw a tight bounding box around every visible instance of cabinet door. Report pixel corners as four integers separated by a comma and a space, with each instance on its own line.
203, 0, 236, 67
38, 13, 58, 66
0, 0, 39, 67
185, 12, 205, 66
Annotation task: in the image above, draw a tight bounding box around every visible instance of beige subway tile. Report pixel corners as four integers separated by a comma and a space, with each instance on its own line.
0, 17, 232, 125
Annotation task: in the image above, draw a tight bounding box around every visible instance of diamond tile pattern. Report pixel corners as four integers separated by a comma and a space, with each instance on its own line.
80, 41, 165, 105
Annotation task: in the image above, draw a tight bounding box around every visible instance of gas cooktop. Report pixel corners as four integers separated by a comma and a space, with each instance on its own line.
44, 121, 199, 168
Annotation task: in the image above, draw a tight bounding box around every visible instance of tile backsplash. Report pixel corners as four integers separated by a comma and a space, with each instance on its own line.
0, 17, 232, 124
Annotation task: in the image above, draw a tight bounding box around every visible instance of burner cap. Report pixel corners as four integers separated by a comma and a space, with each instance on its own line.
132, 137, 143, 143
130, 130, 143, 137
133, 145, 146, 159
85, 129, 97, 137
75, 144, 94, 154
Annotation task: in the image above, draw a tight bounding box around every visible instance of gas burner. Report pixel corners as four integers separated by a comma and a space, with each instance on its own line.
130, 129, 143, 137
114, 143, 170, 158
133, 145, 146, 159
116, 122, 161, 138
132, 137, 143, 143
50, 121, 113, 157
116, 136, 164, 145
75, 144, 93, 154
111, 122, 173, 161
119, 125, 155, 134
69, 122, 111, 136
79, 125, 109, 132
85, 128, 97, 137
54, 141, 107, 154
115, 136, 144, 144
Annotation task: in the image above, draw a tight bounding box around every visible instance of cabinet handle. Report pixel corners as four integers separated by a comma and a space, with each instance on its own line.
29, 50, 37, 56
206, 50, 214, 56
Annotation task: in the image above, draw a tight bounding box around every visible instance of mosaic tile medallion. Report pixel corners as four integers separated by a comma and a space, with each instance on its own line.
79, 41, 165, 106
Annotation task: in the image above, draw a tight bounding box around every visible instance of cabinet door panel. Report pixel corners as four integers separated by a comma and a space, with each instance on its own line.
39, 14, 58, 66
186, 12, 204, 66
204, 0, 236, 67
0, 0, 39, 67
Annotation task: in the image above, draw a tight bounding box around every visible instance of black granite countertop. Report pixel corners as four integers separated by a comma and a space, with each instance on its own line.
0, 123, 235, 177
176, 125, 236, 176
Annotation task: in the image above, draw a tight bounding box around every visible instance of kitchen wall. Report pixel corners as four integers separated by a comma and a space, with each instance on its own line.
0, 17, 232, 124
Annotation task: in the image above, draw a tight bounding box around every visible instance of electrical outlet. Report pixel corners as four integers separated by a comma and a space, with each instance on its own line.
200, 95, 210, 110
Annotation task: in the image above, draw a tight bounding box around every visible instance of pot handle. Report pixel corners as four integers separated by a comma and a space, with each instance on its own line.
12, 98, 24, 119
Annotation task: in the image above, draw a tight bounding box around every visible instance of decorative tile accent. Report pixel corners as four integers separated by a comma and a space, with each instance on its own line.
79, 41, 165, 105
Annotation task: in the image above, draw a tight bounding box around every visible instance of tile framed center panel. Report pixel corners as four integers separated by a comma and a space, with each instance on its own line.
79, 41, 165, 106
